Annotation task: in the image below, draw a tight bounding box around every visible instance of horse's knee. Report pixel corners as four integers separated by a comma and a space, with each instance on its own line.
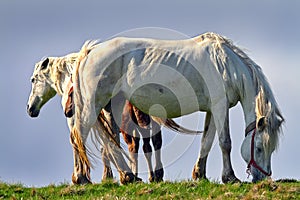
219, 136, 232, 152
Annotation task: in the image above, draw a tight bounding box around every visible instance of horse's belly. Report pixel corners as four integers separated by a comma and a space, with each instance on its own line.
128, 83, 206, 118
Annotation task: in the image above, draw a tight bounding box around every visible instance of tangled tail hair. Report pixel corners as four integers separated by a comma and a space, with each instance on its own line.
70, 127, 91, 169
69, 40, 101, 171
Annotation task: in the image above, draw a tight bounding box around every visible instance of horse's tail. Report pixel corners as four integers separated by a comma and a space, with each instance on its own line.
70, 127, 91, 169
68, 40, 101, 172
151, 117, 203, 135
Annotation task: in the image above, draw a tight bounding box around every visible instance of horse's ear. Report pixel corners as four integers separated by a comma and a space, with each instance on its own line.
41, 58, 49, 70
257, 116, 267, 131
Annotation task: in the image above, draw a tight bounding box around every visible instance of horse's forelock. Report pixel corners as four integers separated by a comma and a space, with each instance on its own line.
255, 87, 283, 151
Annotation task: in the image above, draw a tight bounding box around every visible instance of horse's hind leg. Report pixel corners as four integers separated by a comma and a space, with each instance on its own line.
151, 120, 164, 182
67, 119, 91, 184
132, 104, 156, 182
70, 132, 91, 185
192, 112, 216, 180
130, 131, 140, 176
101, 147, 113, 181
120, 103, 139, 177
139, 127, 155, 182
99, 103, 121, 181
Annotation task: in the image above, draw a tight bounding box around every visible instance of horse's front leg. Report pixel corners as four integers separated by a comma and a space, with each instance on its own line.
192, 112, 216, 180
215, 109, 240, 183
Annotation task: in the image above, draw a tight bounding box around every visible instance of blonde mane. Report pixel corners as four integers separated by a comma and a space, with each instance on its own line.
36, 40, 100, 96
49, 53, 79, 95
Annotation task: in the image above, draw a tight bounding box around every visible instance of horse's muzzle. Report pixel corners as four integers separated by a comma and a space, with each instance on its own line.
27, 104, 40, 117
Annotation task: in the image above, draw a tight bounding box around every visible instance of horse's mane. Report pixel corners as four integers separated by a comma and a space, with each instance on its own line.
196, 32, 284, 150
49, 53, 79, 95
40, 40, 100, 95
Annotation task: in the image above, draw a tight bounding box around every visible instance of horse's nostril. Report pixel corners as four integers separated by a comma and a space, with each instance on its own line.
27, 104, 29, 110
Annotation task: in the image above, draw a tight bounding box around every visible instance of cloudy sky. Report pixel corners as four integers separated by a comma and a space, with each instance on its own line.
0, 0, 299, 187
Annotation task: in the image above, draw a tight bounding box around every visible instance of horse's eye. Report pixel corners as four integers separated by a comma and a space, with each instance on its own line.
256, 147, 262, 153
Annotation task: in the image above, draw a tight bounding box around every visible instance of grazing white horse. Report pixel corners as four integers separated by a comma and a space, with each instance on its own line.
71, 32, 284, 183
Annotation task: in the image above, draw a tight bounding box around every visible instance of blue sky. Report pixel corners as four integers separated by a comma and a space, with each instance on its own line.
0, 1, 299, 186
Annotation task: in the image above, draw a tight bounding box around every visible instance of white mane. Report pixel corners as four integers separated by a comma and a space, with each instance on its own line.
34, 40, 100, 95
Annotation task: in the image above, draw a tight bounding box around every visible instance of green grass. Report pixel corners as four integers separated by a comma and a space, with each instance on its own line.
1, 179, 299, 200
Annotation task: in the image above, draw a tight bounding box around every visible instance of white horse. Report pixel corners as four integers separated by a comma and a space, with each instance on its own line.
26, 46, 140, 184
71, 32, 284, 183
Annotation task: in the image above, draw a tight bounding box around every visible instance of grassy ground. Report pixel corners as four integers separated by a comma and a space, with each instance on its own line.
0, 179, 299, 200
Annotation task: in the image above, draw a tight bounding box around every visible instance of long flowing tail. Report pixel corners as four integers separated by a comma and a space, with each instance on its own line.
151, 117, 203, 134
70, 127, 91, 169
69, 40, 100, 169
95, 113, 133, 163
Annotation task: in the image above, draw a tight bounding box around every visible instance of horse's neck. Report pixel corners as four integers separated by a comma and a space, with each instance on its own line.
239, 81, 257, 127
49, 59, 73, 96
57, 73, 72, 96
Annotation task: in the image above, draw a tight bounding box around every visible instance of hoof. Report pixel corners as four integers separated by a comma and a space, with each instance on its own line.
148, 171, 155, 183
192, 166, 207, 180
102, 167, 114, 181
154, 168, 164, 182
192, 166, 200, 180
120, 172, 142, 184
72, 173, 91, 185
222, 174, 241, 183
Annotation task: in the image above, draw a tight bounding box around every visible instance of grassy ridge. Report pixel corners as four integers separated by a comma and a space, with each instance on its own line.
1, 179, 299, 199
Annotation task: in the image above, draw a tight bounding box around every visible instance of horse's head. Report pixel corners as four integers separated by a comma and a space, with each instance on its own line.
27, 57, 56, 117
241, 89, 284, 182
